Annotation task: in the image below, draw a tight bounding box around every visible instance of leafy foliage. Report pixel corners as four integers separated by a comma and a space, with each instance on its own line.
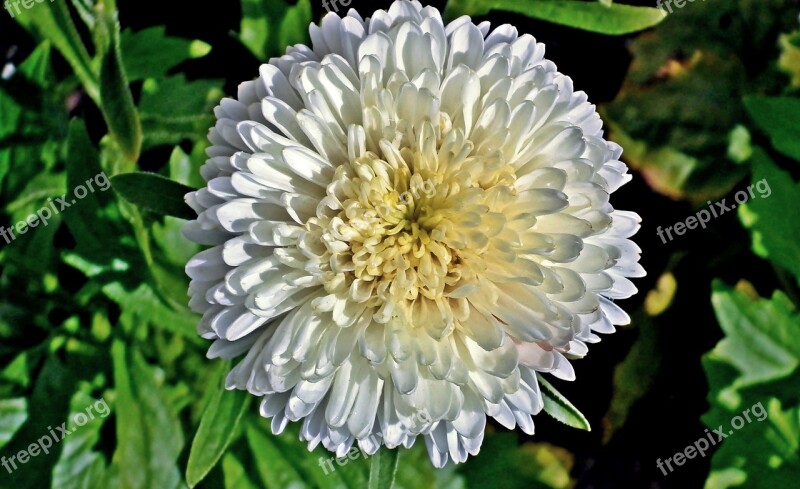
703, 282, 800, 487
603, 0, 797, 203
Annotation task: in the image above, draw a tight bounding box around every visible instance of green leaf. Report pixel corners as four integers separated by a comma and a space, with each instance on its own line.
186, 365, 251, 488
223, 453, 259, 489
702, 390, 800, 489
245, 418, 378, 489
139, 76, 221, 118
779, 31, 800, 90
458, 432, 573, 489
1, 356, 82, 488
1, 350, 41, 389
12, 0, 99, 101
702, 283, 800, 488
0, 43, 64, 208
739, 148, 800, 283
538, 377, 591, 431
111, 172, 196, 220
444, 0, 665, 35
111, 341, 184, 489
94, 264, 200, 340
239, 0, 312, 60
708, 281, 800, 402
368, 447, 399, 489
603, 312, 661, 443
138, 75, 222, 149
166, 145, 206, 189
120, 26, 211, 82
602, 0, 793, 204
96, 9, 142, 162
63, 120, 147, 280
744, 96, 800, 162
69, 0, 97, 31
51, 390, 112, 489
0, 398, 28, 450
246, 424, 310, 489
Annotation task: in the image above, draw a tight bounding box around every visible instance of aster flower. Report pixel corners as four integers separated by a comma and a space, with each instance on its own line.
184, 0, 644, 467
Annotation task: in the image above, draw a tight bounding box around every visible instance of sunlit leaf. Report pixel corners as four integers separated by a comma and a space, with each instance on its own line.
186, 363, 251, 488
539, 377, 591, 431
708, 280, 800, 401
445, 0, 665, 35
51, 390, 112, 489
0, 398, 28, 450
703, 282, 800, 487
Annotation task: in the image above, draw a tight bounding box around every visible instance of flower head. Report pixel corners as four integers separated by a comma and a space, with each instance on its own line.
185, 0, 644, 466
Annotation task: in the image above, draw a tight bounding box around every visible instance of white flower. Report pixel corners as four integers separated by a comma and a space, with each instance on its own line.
184, 0, 644, 467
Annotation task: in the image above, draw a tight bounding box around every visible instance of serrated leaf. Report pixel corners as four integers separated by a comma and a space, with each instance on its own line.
186, 364, 251, 488
703, 283, 800, 488
743, 96, 800, 162
445, 0, 665, 35
111, 172, 196, 219
739, 148, 800, 282
708, 281, 800, 400
539, 377, 591, 431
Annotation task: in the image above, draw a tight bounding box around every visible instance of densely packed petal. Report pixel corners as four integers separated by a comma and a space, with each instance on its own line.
185, 0, 644, 466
